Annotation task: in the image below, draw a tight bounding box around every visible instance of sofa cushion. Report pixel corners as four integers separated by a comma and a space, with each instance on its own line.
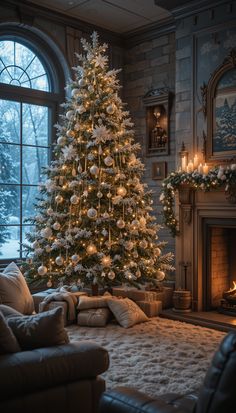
107, 297, 148, 328
0, 341, 109, 401
7, 306, 69, 350
0, 304, 23, 318
0, 311, 21, 354
77, 308, 111, 327
0, 262, 34, 314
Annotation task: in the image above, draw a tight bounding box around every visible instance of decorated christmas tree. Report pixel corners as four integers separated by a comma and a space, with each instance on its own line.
23, 32, 174, 288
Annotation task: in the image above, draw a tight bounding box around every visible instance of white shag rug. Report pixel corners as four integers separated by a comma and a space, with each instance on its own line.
67, 317, 226, 397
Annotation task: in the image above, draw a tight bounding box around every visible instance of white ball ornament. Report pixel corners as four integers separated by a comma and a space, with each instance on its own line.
117, 219, 125, 229
55, 195, 63, 204
52, 222, 61, 231
88, 85, 94, 93
104, 156, 114, 166
117, 186, 127, 197
57, 136, 66, 146
66, 110, 74, 120
70, 194, 80, 205
47, 207, 53, 216
90, 164, 99, 175
55, 256, 64, 266
41, 227, 52, 239
108, 270, 115, 280
38, 265, 48, 276
71, 88, 80, 97
87, 208, 97, 219
97, 191, 103, 198
106, 104, 115, 115
78, 78, 86, 87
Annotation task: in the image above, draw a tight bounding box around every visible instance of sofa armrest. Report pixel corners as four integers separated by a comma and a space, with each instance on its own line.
0, 341, 109, 401
99, 388, 197, 413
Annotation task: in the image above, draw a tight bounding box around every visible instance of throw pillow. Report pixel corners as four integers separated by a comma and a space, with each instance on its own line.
77, 308, 111, 327
0, 304, 23, 319
0, 262, 34, 314
0, 311, 21, 354
7, 306, 69, 350
107, 297, 148, 328
77, 294, 111, 310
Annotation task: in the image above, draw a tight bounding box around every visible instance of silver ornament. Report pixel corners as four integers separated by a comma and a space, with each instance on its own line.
87, 208, 97, 219
70, 194, 80, 205
66, 129, 74, 138
71, 254, 80, 264
71, 88, 80, 97
52, 222, 61, 230
32, 240, 40, 249
77, 164, 83, 173
38, 265, 48, 276
104, 155, 114, 166
90, 164, 99, 175
57, 136, 66, 146
117, 219, 125, 229
106, 104, 115, 115
47, 207, 54, 216
97, 191, 103, 198
66, 110, 74, 120
88, 85, 94, 93
55, 256, 64, 266
79, 78, 86, 87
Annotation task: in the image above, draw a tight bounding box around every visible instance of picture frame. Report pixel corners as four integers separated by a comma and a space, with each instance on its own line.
152, 161, 166, 180
202, 50, 236, 163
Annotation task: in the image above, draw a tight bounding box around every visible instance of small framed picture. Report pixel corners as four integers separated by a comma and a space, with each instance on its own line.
152, 161, 166, 180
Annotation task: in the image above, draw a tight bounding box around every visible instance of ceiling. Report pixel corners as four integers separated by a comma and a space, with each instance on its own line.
27, 0, 171, 34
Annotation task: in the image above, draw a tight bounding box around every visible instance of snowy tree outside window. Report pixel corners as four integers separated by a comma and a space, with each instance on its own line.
0, 39, 52, 258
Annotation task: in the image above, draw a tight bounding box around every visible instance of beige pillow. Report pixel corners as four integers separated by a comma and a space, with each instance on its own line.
8, 306, 69, 350
0, 262, 34, 314
77, 295, 110, 310
77, 308, 111, 327
107, 297, 148, 328
0, 311, 21, 354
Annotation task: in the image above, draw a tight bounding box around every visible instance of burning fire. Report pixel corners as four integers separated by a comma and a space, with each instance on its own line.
227, 281, 236, 294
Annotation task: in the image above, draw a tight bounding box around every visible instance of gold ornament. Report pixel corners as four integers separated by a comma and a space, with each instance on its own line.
106, 104, 115, 115
117, 219, 125, 229
55, 195, 63, 204
125, 241, 134, 251
104, 155, 114, 166
117, 186, 127, 197
101, 255, 112, 267
108, 270, 115, 280
90, 164, 99, 175
70, 194, 80, 205
86, 244, 97, 255
139, 240, 148, 249
156, 270, 165, 281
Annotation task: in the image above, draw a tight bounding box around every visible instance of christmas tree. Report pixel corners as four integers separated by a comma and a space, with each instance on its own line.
23, 32, 174, 288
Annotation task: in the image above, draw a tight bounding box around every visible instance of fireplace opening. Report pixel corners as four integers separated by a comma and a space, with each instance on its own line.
203, 219, 236, 312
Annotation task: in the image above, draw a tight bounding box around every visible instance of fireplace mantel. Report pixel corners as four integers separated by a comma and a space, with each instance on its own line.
175, 187, 236, 311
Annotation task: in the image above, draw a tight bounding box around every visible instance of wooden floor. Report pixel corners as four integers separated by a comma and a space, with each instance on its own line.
161, 308, 236, 332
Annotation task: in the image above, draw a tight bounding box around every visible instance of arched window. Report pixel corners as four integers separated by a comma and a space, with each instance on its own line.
0, 35, 64, 260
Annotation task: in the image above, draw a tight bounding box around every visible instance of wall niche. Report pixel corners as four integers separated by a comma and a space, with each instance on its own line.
143, 88, 170, 156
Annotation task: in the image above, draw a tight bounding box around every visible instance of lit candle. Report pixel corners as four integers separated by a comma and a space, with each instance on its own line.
193, 154, 199, 169
188, 160, 194, 173
182, 156, 187, 171
198, 163, 203, 174
203, 163, 209, 175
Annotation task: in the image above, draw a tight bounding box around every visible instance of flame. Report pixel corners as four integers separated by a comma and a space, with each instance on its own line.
227, 281, 236, 293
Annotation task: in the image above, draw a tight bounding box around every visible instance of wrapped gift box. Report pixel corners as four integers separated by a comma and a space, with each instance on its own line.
112, 286, 173, 309
136, 300, 162, 317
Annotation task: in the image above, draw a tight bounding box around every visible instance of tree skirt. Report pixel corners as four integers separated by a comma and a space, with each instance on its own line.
67, 317, 225, 397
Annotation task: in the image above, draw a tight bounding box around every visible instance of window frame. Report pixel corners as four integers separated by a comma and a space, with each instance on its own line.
0, 34, 64, 264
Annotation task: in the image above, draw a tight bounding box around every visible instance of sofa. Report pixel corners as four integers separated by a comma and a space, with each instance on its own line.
99, 331, 236, 413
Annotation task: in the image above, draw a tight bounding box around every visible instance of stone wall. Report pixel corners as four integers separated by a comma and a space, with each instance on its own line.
123, 33, 176, 267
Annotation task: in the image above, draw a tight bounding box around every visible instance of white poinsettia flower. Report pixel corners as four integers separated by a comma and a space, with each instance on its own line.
94, 53, 108, 68
92, 125, 110, 142
61, 144, 77, 160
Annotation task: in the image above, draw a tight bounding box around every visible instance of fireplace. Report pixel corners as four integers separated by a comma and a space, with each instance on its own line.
175, 187, 236, 313
203, 219, 236, 312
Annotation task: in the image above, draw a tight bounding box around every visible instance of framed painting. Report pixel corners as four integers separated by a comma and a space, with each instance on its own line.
152, 161, 166, 180
204, 50, 236, 163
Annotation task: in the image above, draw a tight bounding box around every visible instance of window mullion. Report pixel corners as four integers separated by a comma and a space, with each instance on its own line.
20, 102, 23, 259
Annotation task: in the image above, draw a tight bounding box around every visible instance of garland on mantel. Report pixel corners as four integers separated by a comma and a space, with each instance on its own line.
159, 164, 236, 237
